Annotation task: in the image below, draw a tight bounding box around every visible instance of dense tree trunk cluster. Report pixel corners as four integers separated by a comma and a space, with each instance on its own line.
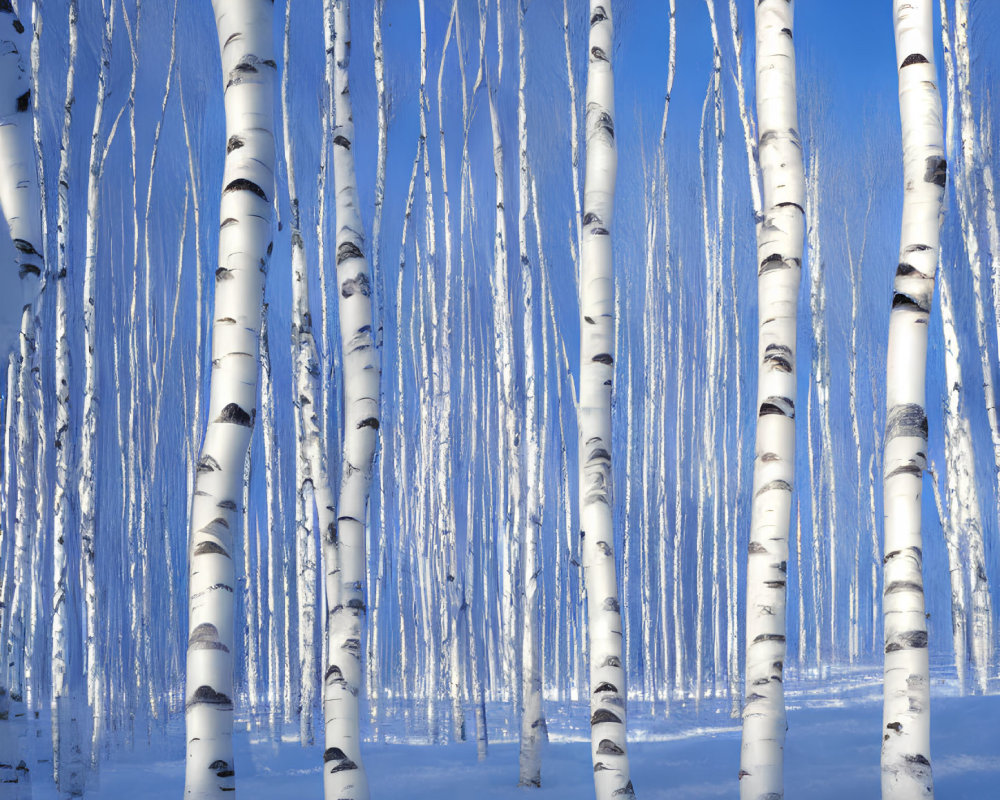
0, 2, 997, 799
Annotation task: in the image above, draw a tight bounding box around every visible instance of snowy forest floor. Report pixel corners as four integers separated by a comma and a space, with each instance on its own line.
25, 671, 1000, 798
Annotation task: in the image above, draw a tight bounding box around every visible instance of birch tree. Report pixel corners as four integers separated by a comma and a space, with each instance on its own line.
740, 1, 804, 797
51, 0, 89, 794
517, 1, 545, 786
0, 10, 43, 777
579, 4, 633, 798
880, 1, 944, 796
323, 1, 380, 796
0, 0, 41, 349
184, 1, 275, 795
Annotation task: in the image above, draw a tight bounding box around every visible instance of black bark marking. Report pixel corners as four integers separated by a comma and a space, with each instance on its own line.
892, 292, 929, 313
193, 541, 230, 559
895, 262, 925, 278
337, 241, 364, 264
764, 580, 786, 589
753, 478, 792, 497
197, 455, 221, 473
226, 135, 244, 153
583, 211, 602, 227
592, 353, 613, 365
886, 463, 923, 480
224, 178, 268, 202
597, 110, 614, 140
594, 682, 617, 693
602, 655, 622, 669
16, 91, 29, 112
748, 541, 768, 554
323, 748, 358, 773
753, 633, 786, 644
18, 263, 41, 279
602, 597, 620, 613
886, 403, 927, 441
901, 53, 929, 68
591, 226, 610, 236
215, 267, 234, 281
885, 630, 928, 652
217, 499, 237, 511
188, 623, 229, 652
357, 417, 379, 430
591, 709, 621, 726
341, 273, 371, 298
13, 239, 39, 256
763, 343, 792, 372
217, 402, 253, 427
759, 253, 786, 274
597, 739, 624, 756
780, 27, 792, 37
591, 46, 609, 63
924, 156, 947, 188
333, 135, 351, 150
590, 5, 608, 25
187, 685, 233, 709
759, 395, 795, 418
887, 721, 902, 733
775, 201, 803, 213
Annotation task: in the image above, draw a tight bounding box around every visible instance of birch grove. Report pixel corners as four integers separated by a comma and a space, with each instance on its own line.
0, 2, 996, 797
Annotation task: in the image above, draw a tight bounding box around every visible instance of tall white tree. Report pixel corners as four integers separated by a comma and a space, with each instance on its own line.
50, 0, 89, 795
323, 1, 380, 797
517, 0, 545, 787
184, 1, 275, 795
880, 2, 944, 796
579, 4, 633, 798
740, 1, 804, 797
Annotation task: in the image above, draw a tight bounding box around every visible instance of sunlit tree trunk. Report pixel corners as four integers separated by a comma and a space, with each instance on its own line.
184, 1, 275, 795
516, 2, 545, 786
579, 4, 633, 798
740, 1, 804, 797
0, 1, 42, 343
880, 1, 944, 796
50, 0, 89, 795
323, 1, 379, 797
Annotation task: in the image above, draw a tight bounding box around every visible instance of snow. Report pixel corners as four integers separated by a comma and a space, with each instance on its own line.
26, 679, 999, 798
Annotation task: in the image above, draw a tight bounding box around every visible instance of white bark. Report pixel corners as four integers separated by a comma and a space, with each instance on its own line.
184, 1, 275, 794
740, 1, 804, 797
79, 0, 117, 745
323, 2, 379, 797
51, 0, 87, 794
517, 6, 544, 784
285, 0, 320, 747
940, 0, 992, 691
579, 4, 632, 798
0, 0, 42, 353
880, 2, 944, 796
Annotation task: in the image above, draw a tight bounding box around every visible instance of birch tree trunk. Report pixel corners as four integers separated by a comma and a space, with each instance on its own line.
517, 2, 545, 785
184, 2, 275, 795
579, 4, 633, 798
880, 1, 944, 796
0, 0, 42, 343
323, 2, 379, 797
739, 1, 804, 797
51, 0, 88, 794
0, 12, 43, 780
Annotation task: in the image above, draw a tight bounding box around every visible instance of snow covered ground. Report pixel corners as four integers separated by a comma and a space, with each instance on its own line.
24, 674, 998, 799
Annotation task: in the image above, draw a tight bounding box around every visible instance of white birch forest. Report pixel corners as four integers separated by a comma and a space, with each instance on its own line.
1, 0, 1000, 795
